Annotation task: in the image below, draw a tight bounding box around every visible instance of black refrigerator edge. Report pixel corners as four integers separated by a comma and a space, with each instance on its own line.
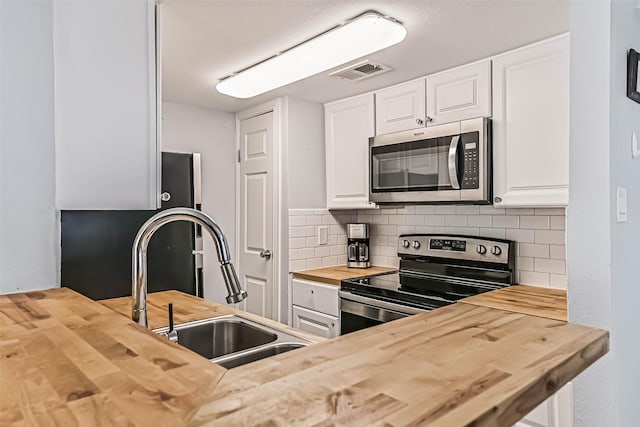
61, 152, 204, 300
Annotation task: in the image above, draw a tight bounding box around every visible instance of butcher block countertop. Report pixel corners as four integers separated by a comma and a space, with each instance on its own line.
461, 285, 568, 321
1, 287, 606, 426
292, 265, 397, 285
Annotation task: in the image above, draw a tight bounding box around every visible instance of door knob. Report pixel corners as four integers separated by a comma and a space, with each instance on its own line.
259, 249, 272, 259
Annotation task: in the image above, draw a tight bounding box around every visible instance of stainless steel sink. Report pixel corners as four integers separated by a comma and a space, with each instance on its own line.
153, 314, 311, 368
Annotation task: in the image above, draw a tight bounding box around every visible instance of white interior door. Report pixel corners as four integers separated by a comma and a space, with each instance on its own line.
238, 112, 275, 319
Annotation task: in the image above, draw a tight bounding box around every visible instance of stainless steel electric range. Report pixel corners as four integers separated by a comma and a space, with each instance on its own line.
339, 234, 516, 335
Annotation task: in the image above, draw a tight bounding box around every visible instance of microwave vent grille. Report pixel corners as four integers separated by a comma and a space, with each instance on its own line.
330, 60, 391, 81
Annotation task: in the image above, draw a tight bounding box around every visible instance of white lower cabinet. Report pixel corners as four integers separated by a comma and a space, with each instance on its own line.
291, 278, 340, 338
492, 34, 570, 207
515, 382, 572, 427
292, 306, 339, 338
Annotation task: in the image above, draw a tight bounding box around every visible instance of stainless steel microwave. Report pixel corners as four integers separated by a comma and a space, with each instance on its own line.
369, 117, 491, 204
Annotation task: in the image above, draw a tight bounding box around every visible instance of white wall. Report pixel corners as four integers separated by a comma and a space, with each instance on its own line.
0, 0, 59, 294
609, 1, 640, 425
162, 101, 236, 305
285, 97, 326, 209
568, 1, 640, 426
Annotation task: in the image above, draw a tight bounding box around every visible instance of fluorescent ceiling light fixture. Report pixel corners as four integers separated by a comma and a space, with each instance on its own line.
216, 12, 407, 98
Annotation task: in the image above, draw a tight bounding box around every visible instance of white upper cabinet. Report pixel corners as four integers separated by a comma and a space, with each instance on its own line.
426, 60, 492, 125
325, 94, 376, 209
54, 0, 160, 210
492, 34, 569, 207
375, 79, 426, 135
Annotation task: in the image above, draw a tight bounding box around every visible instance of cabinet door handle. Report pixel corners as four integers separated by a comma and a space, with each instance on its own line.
415, 118, 424, 125
425, 116, 433, 123
494, 196, 503, 203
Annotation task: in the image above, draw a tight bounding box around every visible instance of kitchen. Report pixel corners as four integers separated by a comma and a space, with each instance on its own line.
2, 2, 638, 425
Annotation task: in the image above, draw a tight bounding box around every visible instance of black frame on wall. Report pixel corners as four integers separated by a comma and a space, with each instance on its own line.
627, 48, 640, 104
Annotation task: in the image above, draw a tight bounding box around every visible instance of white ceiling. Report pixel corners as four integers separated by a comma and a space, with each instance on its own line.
161, 0, 569, 113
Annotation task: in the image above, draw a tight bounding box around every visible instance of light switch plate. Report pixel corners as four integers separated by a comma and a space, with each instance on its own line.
318, 226, 328, 245
632, 132, 639, 159
616, 187, 628, 223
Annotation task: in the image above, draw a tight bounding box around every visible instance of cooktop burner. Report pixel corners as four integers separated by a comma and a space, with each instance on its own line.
340, 234, 516, 311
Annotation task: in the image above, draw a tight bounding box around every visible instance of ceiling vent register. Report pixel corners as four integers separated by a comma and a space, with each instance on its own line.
330, 60, 392, 81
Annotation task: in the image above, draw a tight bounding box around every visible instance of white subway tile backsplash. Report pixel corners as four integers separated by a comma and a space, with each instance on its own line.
415, 206, 435, 215
425, 215, 446, 226
288, 208, 567, 287
535, 229, 566, 245
516, 256, 534, 271
306, 258, 323, 269
492, 215, 519, 229
550, 216, 566, 230
518, 243, 550, 258
479, 227, 506, 239
518, 271, 550, 287
446, 215, 468, 227
505, 228, 535, 243
456, 205, 480, 215
550, 274, 567, 290
549, 245, 566, 260
306, 215, 323, 225
519, 216, 550, 230
434, 206, 457, 214
534, 258, 566, 274
534, 208, 565, 216
468, 215, 492, 228
480, 206, 505, 215
289, 216, 306, 226
406, 215, 426, 226
388, 215, 406, 225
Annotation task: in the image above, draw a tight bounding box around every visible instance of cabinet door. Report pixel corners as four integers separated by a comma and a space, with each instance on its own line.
375, 79, 426, 135
325, 94, 376, 209
54, 0, 160, 209
292, 305, 339, 338
492, 34, 569, 207
426, 60, 491, 125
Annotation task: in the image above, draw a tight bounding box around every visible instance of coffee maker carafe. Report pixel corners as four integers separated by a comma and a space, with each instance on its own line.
347, 223, 370, 268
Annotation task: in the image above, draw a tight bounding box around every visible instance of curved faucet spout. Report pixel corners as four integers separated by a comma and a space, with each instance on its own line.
132, 207, 247, 327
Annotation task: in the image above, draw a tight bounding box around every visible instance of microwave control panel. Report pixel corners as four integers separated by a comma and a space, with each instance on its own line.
461, 131, 479, 189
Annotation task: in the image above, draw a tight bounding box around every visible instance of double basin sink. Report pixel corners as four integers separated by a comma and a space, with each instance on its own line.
153, 314, 311, 369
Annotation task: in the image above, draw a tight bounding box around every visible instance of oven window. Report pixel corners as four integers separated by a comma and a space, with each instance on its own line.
371, 136, 458, 192
340, 311, 384, 335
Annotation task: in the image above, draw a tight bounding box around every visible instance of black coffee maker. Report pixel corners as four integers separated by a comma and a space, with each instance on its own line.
347, 223, 370, 268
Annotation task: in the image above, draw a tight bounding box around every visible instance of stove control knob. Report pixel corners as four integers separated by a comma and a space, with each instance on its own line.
476, 244, 487, 255
412, 240, 421, 249
402, 239, 410, 248
491, 246, 502, 256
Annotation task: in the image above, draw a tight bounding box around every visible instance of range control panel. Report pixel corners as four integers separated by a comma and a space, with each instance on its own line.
398, 234, 512, 265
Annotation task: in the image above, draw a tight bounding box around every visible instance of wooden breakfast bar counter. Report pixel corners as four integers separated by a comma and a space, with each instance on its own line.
0, 287, 607, 426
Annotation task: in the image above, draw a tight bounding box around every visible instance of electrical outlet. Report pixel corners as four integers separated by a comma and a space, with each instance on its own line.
318, 226, 328, 245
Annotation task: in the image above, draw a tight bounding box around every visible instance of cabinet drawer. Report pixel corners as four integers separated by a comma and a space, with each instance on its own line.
292, 305, 339, 339
292, 278, 339, 317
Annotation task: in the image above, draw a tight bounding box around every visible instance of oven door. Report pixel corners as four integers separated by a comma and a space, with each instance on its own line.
339, 291, 427, 335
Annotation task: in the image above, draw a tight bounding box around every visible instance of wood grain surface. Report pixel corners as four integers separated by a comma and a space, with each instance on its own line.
0, 288, 226, 426
292, 265, 397, 285
461, 285, 568, 321
1, 288, 607, 426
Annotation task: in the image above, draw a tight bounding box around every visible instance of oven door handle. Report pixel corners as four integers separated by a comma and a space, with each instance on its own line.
448, 135, 461, 190
339, 291, 427, 316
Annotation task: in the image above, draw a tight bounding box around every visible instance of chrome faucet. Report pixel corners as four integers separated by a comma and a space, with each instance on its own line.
132, 207, 247, 328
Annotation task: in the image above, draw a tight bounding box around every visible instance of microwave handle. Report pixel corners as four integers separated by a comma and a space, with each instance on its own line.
448, 135, 461, 190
